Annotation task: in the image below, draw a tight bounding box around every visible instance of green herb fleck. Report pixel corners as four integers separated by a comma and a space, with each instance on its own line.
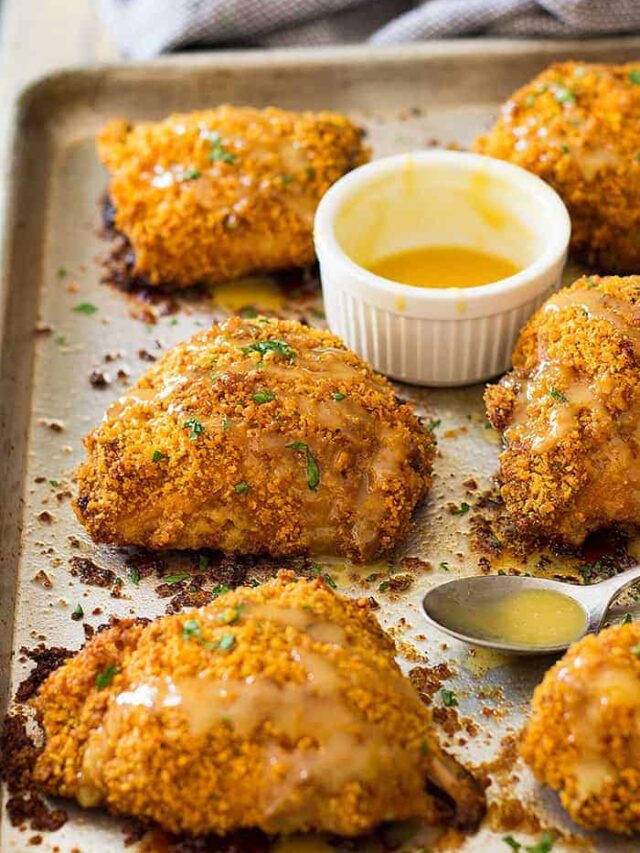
54, 333, 67, 345
234, 482, 250, 494
49, 479, 59, 488
169, 317, 179, 326
553, 85, 575, 105
182, 168, 201, 181
242, 339, 296, 361
440, 688, 458, 707
183, 618, 202, 640
632, 644, 640, 657
497, 569, 507, 576
72, 604, 84, 618
323, 573, 337, 589
56, 267, 68, 279
623, 613, 633, 624
525, 832, 555, 853
503, 838, 521, 852
452, 502, 470, 516
127, 566, 140, 586
73, 302, 98, 315
549, 388, 568, 403
253, 390, 276, 404
96, 664, 119, 690
629, 69, 640, 85
218, 633, 236, 652
222, 416, 231, 430
484, 422, 493, 430
152, 450, 168, 462
378, 579, 390, 592
199, 554, 210, 571
439, 561, 450, 572
212, 584, 231, 597
560, 143, 570, 154
421, 740, 430, 755
305, 167, 316, 180
281, 173, 294, 184
164, 573, 191, 584
287, 441, 320, 491
183, 418, 205, 441
331, 391, 346, 401
426, 419, 441, 432
208, 132, 237, 164
240, 307, 258, 318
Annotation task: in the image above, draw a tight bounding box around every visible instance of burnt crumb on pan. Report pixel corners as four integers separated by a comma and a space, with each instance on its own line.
137, 348, 157, 363
89, 369, 111, 388
135, 827, 271, 852
409, 664, 457, 705
69, 555, 116, 588
32, 570, 52, 589
399, 556, 433, 573
37, 512, 53, 525
37, 418, 64, 432
1, 711, 68, 833
15, 645, 74, 703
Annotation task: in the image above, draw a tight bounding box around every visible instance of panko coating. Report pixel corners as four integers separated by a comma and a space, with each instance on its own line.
99, 106, 369, 288
521, 622, 640, 833
474, 62, 640, 272
485, 275, 640, 545
31, 573, 485, 836
74, 317, 434, 561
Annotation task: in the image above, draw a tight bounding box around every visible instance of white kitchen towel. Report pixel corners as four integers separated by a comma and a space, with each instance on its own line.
98, 0, 640, 59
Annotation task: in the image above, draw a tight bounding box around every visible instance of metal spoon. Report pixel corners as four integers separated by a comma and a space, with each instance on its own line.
422, 563, 640, 655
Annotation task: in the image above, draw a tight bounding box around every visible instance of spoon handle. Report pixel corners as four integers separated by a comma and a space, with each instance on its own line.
579, 562, 640, 629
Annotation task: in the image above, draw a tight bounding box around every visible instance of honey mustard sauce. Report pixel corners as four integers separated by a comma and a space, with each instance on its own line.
367, 245, 519, 289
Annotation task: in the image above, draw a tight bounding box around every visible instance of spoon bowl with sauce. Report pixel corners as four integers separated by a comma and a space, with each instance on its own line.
422, 564, 640, 655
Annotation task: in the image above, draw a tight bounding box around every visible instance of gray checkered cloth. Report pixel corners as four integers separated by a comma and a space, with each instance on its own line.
99, 0, 640, 59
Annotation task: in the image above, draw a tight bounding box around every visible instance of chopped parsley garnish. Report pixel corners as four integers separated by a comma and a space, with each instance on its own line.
253, 390, 276, 404
49, 479, 59, 487
218, 633, 236, 651
331, 391, 346, 401
72, 604, 84, 618
182, 168, 201, 181
54, 333, 67, 345
96, 664, 119, 690
183, 418, 205, 441
73, 302, 98, 315
222, 416, 231, 430
208, 132, 237, 164
164, 573, 191, 584
128, 566, 140, 586
421, 740, 430, 755
220, 605, 243, 625
242, 338, 296, 361
152, 450, 168, 462
503, 838, 521, 852
549, 387, 568, 403
281, 173, 294, 184
552, 85, 575, 105
199, 554, 210, 571
623, 613, 633, 624
212, 583, 231, 597
305, 167, 316, 180
629, 69, 640, 85
56, 267, 67, 279
426, 418, 441, 432
287, 441, 320, 491
439, 561, 450, 572
440, 688, 458, 707
525, 833, 555, 853
560, 143, 570, 154
234, 481, 250, 494
378, 579, 390, 592
240, 307, 258, 318
323, 573, 337, 589
632, 644, 640, 657
183, 619, 204, 640
452, 502, 470, 516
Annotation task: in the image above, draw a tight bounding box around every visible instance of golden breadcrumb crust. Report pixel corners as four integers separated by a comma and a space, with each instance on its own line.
474, 62, 640, 272
75, 317, 434, 561
98, 106, 369, 287
521, 623, 640, 833
485, 275, 640, 544
32, 573, 444, 836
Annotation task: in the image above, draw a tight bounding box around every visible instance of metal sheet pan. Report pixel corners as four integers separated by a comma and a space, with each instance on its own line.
2, 38, 640, 852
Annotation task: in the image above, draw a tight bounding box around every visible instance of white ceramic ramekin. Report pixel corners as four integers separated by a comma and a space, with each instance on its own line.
314, 150, 571, 386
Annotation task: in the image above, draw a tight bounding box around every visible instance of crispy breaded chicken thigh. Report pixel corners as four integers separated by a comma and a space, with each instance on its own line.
75, 317, 434, 561
521, 623, 640, 833
99, 106, 369, 287
485, 275, 640, 544
32, 573, 485, 836
475, 62, 640, 272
